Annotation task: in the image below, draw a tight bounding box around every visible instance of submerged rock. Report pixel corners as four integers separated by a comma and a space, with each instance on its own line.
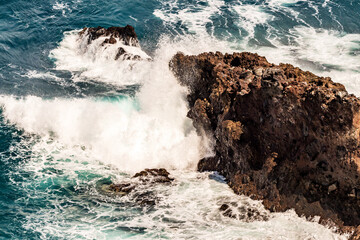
170, 51, 360, 231
133, 168, 174, 183
108, 183, 135, 195
100, 168, 174, 206
219, 202, 270, 222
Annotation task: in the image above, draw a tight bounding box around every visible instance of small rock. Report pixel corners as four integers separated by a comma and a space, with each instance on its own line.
133, 168, 174, 183
108, 183, 135, 195
254, 67, 263, 76
79, 25, 139, 46
103, 36, 117, 44
328, 183, 337, 193
219, 202, 270, 222
115, 47, 126, 60
350, 226, 360, 240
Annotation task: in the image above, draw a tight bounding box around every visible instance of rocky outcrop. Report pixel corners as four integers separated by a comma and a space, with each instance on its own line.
132, 168, 174, 183
79, 25, 147, 61
79, 25, 139, 46
99, 168, 173, 206
170, 52, 360, 232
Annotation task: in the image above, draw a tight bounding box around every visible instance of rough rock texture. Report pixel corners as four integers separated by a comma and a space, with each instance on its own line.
170, 51, 360, 232
79, 25, 145, 61
219, 201, 270, 222
351, 226, 360, 240
100, 168, 174, 206
79, 25, 139, 46
133, 168, 174, 183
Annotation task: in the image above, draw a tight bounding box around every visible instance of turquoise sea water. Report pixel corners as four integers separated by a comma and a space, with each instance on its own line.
1, 0, 360, 239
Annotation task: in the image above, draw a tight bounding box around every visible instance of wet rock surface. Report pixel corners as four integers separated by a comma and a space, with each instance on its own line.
79, 25, 139, 46
133, 168, 174, 183
170, 51, 360, 232
79, 25, 147, 61
219, 201, 270, 222
99, 168, 173, 206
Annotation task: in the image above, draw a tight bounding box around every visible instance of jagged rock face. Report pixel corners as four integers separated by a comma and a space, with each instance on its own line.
79, 25, 147, 61
170, 51, 360, 228
79, 25, 139, 46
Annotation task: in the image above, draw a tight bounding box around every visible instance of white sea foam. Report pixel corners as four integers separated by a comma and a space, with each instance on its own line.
0, 93, 202, 173
251, 26, 360, 95
231, 4, 274, 39
23, 70, 62, 81
1, 2, 357, 238
1, 31, 234, 173
53, 2, 69, 11
52, 1, 71, 15
267, 0, 300, 6
154, 0, 224, 35
50, 30, 151, 85
9, 139, 347, 240
155, 0, 360, 96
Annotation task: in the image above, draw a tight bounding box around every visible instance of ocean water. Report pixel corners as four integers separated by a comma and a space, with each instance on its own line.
0, 0, 359, 239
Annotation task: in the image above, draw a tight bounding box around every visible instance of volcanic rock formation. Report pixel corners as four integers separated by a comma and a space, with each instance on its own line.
79, 25, 146, 61
79, 25, 139, 46
170, 51, 360, 233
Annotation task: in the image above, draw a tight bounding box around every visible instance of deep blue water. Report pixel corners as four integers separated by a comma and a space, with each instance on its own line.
1, 0, 360, 239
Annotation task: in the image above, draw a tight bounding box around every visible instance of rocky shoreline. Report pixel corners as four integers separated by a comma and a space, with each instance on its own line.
82, 25, 360, 237
170, 51, 360, 236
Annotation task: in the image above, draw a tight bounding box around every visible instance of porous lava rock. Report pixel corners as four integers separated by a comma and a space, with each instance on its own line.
170, 51, 360, 233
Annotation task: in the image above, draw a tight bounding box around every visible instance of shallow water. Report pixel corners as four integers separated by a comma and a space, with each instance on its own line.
1, 0, 359, 239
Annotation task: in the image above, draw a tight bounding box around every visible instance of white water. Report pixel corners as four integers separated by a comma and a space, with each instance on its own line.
8, 135, 348, 240
49, 30, 151, 85
253, 26, 360, 95
0, 1, 356, 238
1, 29, 236, 173
156, 0, 360, 96
153, 0, 225, 35
1, 32, 224, 173
16, 149, 346, 240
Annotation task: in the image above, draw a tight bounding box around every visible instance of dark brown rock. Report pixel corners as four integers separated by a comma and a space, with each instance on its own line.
114, 47, 142, 61
115, 47, 127, 60
108, 183, 135, 195
219, 202, 270, 222
79, 25, 151, 61
101, 169, 173, 195
103, 36, 117, 44
99, 169, 174, 207
79, 25, 139, 46
170, 51, 360, 229
133, 168, 174, 183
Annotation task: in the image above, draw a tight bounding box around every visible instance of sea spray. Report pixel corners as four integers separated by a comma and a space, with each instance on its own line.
0, 0, 358, 238
1, 31, 228, 173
